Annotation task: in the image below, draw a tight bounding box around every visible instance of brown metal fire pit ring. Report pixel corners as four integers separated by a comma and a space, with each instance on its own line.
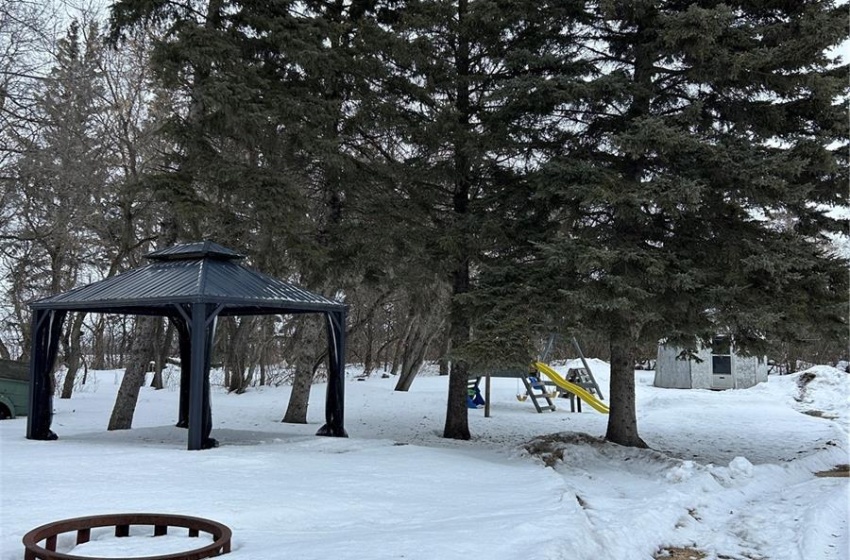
22, 513, 232, 560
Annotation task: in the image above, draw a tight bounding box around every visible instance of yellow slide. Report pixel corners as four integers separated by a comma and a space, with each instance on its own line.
531, 361, 610, 414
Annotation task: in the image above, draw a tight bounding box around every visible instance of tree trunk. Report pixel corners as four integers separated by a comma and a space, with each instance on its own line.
605, 322, 647, 447
119, 318, 129, 367
363, 313, 375, 376
394, 328, 425, 391
12, 270, 32, 362
258, 317, 274, 386
282, 363, 313, 424
150, 319, 174, 389
442, 0, 473, 440
390, 318, 412, 376
396, 315, 445, 392
438, 328, 450, 376
787, 351, 799, 374
444, 360, 470, 440
90, 316, 106, 369
107, 317, 158, 430
394, 315, 420, 390
223, 317, 254, 394
601, 14, 652, 449
60, 312, 86, 399
443, 202, 472, 438
281, 316, 322, 423
376, 336, 395, 374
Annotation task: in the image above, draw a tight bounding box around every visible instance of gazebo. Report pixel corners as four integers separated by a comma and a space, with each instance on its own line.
26, 241, 347, 450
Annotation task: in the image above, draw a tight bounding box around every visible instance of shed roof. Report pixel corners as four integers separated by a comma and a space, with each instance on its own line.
30, 241, 343, 316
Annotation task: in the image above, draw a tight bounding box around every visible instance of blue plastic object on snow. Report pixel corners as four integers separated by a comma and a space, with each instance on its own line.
466, 387, 486, 409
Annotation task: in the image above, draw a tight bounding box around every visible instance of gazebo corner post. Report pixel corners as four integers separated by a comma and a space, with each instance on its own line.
170, 313, 191, 428
317, 308, 347, 438
202, 310, 217, 447
186, 303, 220, 450
26, 309, 66, 441
187, 304, 209, 450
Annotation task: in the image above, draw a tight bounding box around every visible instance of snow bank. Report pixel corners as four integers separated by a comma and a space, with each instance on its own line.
792, 365, 850, 429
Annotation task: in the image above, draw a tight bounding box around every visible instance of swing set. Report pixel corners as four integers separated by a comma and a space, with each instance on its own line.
470, 335, 608, 416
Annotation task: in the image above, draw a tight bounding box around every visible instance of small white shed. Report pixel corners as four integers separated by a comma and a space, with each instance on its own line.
654, 337, 768, 390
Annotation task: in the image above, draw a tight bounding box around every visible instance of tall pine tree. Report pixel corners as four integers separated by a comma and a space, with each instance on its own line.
371, 0, 589, 439
530, 0, 848, 446
109, 0, 405, 418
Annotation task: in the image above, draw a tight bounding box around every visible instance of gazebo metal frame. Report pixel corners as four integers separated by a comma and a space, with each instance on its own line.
26, 241, 347, 450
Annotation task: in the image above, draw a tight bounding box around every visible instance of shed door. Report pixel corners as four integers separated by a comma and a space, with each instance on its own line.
710, 337, 734, 390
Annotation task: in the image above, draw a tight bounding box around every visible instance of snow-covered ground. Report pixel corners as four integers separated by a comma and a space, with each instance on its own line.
0, 361, 847, 560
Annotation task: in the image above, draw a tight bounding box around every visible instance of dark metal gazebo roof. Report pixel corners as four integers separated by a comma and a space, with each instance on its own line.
31, 240, 343, 315
27, 241, 347, 450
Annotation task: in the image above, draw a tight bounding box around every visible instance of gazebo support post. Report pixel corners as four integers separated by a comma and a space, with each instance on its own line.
201, 313, 216, 445
317, 308, 347, 437
26, 309, 66, 440
187, 304, 218, 450
188, 304, 205, 450
172, 315, 191, 428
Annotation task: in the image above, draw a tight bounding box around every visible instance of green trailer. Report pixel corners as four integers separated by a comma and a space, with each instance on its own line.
0, 359, 29, 419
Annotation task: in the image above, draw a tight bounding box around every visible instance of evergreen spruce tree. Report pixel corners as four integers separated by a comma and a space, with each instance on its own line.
370, 0, 589, 439
110, 0, 307, 248
109, 0, 403, 419
109, 0, 405, 279
108, 0, 848, 448
528, 0, 849, 446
